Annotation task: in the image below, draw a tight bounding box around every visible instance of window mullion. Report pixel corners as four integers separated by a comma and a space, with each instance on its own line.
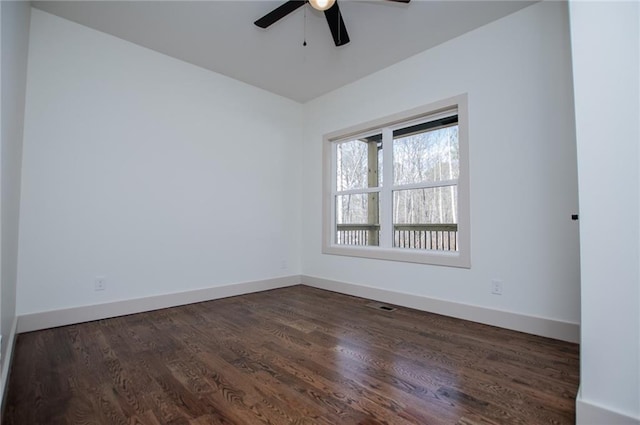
336, 187, 380, 196
380, 127, 394, 249
330, 142, 338, 244
393, 179, 459, 191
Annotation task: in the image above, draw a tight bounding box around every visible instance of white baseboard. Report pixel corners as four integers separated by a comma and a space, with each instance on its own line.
576, 387, 640, 424
17, 275, 302, 333
0, 316, 19, 417
16, 273, 579, 343
302, 275, 579, 343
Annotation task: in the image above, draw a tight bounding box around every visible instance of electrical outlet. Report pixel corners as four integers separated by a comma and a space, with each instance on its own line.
491, 279, 503, 295
280, 260, 288, 270
94, 276, 106, 291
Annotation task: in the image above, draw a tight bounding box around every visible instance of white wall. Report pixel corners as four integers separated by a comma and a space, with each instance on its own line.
1, 0, 30, 395
570, 1, 640, 422
302, 2, 580, 328
17, 2, 581, 339
17, 9, 302, 315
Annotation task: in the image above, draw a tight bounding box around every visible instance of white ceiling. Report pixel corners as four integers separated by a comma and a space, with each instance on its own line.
31, 0, 536, 103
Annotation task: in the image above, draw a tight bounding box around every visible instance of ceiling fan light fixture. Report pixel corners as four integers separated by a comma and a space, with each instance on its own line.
308, 0, 335, 12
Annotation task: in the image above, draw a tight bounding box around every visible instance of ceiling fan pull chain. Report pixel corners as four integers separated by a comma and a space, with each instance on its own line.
303, 3, 308, 46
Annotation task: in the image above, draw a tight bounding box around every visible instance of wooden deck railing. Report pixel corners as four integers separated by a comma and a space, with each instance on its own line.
336, 223, 458, 251
335, 224, 380, 246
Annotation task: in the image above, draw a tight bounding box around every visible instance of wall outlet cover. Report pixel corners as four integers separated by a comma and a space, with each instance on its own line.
491, 279, 503, 295
94, 276, 106, 291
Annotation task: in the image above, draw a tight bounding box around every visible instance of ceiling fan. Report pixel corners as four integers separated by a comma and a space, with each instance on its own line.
254, 0, 411, 47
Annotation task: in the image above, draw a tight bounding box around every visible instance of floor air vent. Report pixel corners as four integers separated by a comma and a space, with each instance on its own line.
366, 302, 397, 312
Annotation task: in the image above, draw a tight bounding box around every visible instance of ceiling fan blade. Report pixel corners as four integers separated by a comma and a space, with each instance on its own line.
386, 0, 411, 2
324, 1, 350, 46
254, 1, 306, 29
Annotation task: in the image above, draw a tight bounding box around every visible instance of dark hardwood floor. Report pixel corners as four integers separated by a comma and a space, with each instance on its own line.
3, 285, 579, 424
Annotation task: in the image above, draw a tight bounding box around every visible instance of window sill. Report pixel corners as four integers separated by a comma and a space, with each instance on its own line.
322, 244, 471, 268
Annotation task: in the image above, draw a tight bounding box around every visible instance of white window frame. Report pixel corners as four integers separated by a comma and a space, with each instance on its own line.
322, 94, 470, 268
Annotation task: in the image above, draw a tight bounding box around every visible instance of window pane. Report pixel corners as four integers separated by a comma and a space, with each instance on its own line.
336, 135, 382, 191
393, 125, 459, 186
393, 186, 458, 251
335, 193, 380, 246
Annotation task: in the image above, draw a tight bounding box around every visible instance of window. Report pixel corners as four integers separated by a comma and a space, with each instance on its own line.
323, 95, 470, 267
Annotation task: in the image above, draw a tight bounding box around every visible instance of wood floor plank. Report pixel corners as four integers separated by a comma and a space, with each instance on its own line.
3, 285, 579, 424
